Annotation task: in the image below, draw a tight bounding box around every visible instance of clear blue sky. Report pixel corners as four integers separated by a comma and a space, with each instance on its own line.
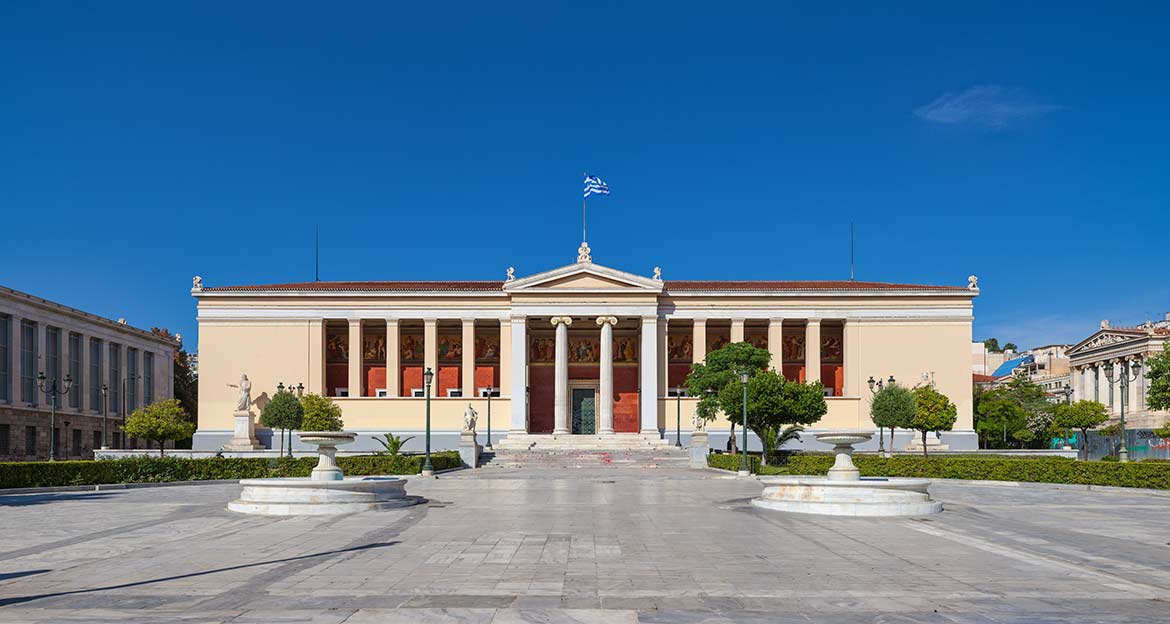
2, 2, 1167, 351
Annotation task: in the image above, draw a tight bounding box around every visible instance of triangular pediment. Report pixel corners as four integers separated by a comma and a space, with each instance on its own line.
1066, 330, 1145, 356
504, 262, 663, 293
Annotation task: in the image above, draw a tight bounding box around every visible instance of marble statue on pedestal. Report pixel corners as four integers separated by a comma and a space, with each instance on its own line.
224, 373, 260, 451
460, 404, 481, 469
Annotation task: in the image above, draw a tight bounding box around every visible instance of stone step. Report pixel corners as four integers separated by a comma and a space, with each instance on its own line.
494, 434, 673, 451
478, 447, 690, 470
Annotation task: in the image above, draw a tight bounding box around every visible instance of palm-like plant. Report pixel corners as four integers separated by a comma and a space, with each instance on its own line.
759, 424, 804, 466
373, 433, 414, 456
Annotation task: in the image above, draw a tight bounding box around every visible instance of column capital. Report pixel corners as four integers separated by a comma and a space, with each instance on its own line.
550, 316, 573, 327
595, 316, 618, 327
384, 318, 399, 325
805, 318, 822, 325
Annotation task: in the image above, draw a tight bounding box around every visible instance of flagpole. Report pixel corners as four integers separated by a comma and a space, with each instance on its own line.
582, 171, 587, 243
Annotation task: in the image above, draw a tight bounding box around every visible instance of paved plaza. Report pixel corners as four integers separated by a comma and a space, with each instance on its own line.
0, 468, 1168, 623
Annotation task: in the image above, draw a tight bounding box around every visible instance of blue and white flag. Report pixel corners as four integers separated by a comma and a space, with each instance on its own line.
583, 175, 610, 198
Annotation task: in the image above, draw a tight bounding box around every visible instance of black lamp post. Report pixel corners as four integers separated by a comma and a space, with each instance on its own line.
422, 367, 434, 475
485, 384, 494, 451
100, 384, 110, 449
1103, 360, 1141, 463
37, 372, 73, 461
867, 375, 896, 455
675, 384, 683, 447
739, 370, 749, 475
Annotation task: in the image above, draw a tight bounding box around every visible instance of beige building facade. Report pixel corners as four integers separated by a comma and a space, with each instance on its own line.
192, 250, 979, 452
0, 285, 178, 460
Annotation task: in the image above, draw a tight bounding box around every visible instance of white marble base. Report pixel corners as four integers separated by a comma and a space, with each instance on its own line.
227, 476, 422, 516
223, 411, 261, 451
751, 476, 942, 517
688, 432, 709, 469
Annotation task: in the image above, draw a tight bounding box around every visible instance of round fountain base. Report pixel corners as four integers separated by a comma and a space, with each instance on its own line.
751, 476, 942, 517
228, 476, 422, 516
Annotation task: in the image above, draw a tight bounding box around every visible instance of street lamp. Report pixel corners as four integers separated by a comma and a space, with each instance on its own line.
100, 384, 110, 449
738, 370, 749, 475
485, 384, 494, 451
867, 375, 896, 455
422, 367, 434, 476
37, 372, 74, 461
1103, 360, 1141, 463
675, 384, 683, 448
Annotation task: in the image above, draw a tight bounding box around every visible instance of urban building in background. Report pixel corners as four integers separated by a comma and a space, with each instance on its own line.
0, 285, 179, 460
1068, 316, 1170, 429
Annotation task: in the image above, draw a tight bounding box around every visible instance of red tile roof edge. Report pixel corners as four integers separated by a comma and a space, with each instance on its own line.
200, 279, 970, 293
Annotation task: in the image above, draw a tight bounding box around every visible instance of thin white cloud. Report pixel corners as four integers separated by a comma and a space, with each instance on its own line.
914, 85, 1063, 128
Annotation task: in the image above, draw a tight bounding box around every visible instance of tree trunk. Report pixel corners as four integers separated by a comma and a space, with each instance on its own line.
921, 430, 928, 457
159, 439, 165, 458
888, 428, 894, 456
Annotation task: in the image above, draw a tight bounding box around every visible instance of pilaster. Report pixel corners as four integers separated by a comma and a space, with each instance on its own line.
347, 319, 362, 398
692, 319, 706, 364
767, 318, 784, 372
805, 319, 822, 384
730, 318, 745, 344
385, 319, 400, 397
508, 316, 527, 432
639, 315, 659, 434
461, 319, 476, 396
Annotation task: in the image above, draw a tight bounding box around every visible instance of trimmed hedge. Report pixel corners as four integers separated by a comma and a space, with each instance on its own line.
785, 455, 1170, 490
0, 452, 462, 489
707, 453, 761, 473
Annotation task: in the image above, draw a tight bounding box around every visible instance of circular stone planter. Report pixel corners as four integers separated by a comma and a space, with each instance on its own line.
750, 430, 942, 517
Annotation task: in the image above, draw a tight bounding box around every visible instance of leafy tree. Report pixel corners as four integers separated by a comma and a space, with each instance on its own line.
374, 433, 415, 456
123, 399, 195, 457
974, 392, 1027, 449
260, 390, 303, 457
1146, 350, 1170, 411
759, 424, 804, 465
1050, 400, 1108, 460
1011, 429, 1035, 444
300, 394, 344, 432
1098, 423, 1122, 459
870, 384, 916, 453
1003, 342, 1019, 352
718, 370, 826, 465
995, 374, 1056, 443
1152, 422, 1170, 440
685, 342, 772, 445
911, 385, 957, 457
983, 338, 1001, 352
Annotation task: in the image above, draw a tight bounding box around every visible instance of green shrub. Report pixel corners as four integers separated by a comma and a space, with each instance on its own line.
707, 453, 761, 473
784, 455, 1170, 489
300, 394, 344, 432
0, 452, 461, 489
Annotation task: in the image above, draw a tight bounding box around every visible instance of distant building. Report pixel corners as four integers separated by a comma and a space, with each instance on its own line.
1067, 316, 1170, 429
971, 341, 1016, 375
0, 285, 179, 460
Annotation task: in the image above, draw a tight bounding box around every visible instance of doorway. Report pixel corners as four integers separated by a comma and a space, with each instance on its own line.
571, 386, 597, 434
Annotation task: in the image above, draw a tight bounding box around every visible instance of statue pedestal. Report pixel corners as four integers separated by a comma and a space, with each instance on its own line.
224, 410, 261, 451
459, 430, 481, 469
689, 431, 709, 469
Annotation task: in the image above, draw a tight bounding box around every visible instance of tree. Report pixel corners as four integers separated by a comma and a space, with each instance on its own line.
1050, 400, 1108, 460
123, 399, 195, 457
1003, 342, 1018, 352
726, 370, 827, 465
685, 342, 772, 448
911, 385, 957, 457
870, 384, 916, 454
260, 390, 303, 457
974, 391, 1027, 449
1146, 350, 1170, 411
300, 394, 344, 431
994, 374, 1055, 444
983, 338, 1001, 352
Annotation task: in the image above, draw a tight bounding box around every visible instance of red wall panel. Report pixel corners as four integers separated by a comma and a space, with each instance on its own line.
614, 366, 639, 432
438, 365, 460, 396
400, 366, 423, 397
782, 365, 806, 384
822, 365, 843, 396
529, 366, 554, 433
326, 364, 347, 397
667, 363, 691, 389
364, 366, 386, 397
474, 366, 499, 394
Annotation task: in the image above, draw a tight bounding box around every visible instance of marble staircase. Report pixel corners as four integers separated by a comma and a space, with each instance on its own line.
480, 434, 689, 469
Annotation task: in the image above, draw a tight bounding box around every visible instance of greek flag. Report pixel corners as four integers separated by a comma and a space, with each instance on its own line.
583, 175, 610, 198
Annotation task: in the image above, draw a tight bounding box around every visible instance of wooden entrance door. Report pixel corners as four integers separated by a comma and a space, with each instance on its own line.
571, 387, 596, 434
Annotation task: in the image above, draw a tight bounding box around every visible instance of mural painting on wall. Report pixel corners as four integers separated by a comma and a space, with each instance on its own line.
363, 334, 386, 361
783, 334, 805, 361
746, 333, 768, 350
569, 337, 599, 363
326, 330, 349, 363
530, 336, 556, 363
707, 333, 730, 354
438, 334, 463, 362
475, 336, 500, 362
821, 334, 843, 363
614, 335, 638, 363
400, 332, 423, 364
667, 334, 693, 363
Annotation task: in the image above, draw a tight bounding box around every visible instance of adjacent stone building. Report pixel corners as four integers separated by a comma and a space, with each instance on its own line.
1067, 316, 1170, 429
0, 285, 179, 460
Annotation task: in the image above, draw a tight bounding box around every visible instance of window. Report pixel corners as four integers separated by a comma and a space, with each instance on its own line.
89, 338, 103, 411
375, 388, 389, 398
108, 344, 121, 414
0, 424, 9, 455
411, 388, 425, 398
447, 389, 463, 398
21, 321, 37, 405
72, 429, 82, 456
93, 430, 102, 450
25, 426, 36, 456
69, 333, 82, 409
0, 314, 9, 403
143, 351, 154, 405
126, 347, 139, 411
478, 387, 501, 398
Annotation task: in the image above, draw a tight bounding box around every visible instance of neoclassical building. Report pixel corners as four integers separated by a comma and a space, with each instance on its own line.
1068, 317, 1170, 430
192, 246, 979, 451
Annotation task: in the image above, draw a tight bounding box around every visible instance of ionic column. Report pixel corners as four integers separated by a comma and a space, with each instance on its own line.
730, 318, 745, 344
805, 319, 822, 384
767, 318, 784, 372
347, 319, 362, 398
551, 317, 572, 434
639, 315, 660, 434
596, 316, 617, 434
508, 316, 527, 432
461, 319, 476, 396
385, 319, 400, 397
692, 319, 706, 364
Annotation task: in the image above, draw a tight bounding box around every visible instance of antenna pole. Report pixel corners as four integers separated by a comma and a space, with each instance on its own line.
850, 222, 855, 281
315, 224, 320, 282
